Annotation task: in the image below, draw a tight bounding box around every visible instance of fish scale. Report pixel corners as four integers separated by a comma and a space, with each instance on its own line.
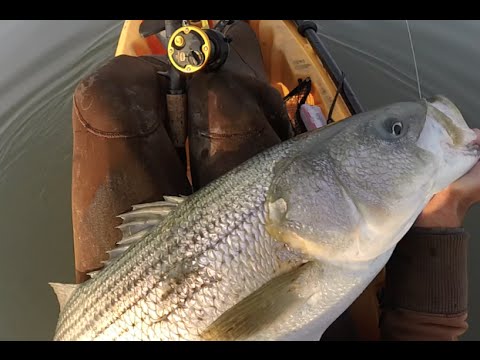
51, 97, 480, 340
54, 139, 306, 340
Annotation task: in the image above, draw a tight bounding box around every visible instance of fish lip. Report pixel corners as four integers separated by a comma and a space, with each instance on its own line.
470, 129, 480, 146
425, 95, 449, 104
465, 142, 480, 157
425, 95, 463, 121
459, 143, 480, 158
423, 94, 478, 149
425, 95, 458, 109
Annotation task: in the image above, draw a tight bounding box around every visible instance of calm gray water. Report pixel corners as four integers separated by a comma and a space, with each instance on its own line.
0, 20, 478, 340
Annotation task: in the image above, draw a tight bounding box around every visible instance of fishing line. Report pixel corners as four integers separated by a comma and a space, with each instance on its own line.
405, 20, 422, 99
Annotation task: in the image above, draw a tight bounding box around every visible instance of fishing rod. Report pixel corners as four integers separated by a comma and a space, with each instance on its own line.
160, 20, 232, 161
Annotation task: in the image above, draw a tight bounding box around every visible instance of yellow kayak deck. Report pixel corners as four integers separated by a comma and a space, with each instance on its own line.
115, 20, 352, 123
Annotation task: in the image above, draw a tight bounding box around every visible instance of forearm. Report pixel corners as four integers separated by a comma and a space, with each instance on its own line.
380, 228, 469, 340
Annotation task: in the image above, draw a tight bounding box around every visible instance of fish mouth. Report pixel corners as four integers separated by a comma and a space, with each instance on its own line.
422, 95, 478, 153
467, 128, 480, 154
419, 95, 480, 192
425, 95, 464, 125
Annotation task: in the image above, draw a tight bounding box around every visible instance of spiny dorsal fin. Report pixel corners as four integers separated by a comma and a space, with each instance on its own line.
49, 282, 79, 312
201, 262, 315, 341
89, 195, 187, 278
86, 270, 100, 278
130, 195, 186, 210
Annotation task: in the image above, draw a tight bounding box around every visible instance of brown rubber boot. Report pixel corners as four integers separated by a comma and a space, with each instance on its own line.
72, 55, 191, 283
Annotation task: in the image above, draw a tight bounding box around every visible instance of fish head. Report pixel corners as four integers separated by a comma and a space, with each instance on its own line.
266, 95, 479, 265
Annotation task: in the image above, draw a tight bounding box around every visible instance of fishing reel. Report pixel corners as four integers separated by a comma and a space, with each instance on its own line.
167, 21, 231, 74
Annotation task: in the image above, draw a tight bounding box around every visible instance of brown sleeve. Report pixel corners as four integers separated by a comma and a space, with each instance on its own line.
380, 228, 469, 340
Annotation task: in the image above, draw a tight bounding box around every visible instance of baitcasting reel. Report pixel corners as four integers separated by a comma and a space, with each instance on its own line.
167, 22, 231, 74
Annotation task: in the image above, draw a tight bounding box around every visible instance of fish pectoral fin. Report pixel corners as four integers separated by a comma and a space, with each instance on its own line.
89, 195, 188, 278
201, 262, 315, 341
49, 282, 79, 312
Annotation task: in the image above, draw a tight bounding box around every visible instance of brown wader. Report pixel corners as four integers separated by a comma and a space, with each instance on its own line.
71, 21, 383, 340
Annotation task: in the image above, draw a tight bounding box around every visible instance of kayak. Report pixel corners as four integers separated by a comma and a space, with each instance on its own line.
114, 20, 362, 124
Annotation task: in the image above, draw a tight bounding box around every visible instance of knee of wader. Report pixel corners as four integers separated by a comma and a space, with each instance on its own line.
72, 55, 169, 139
188, 70, 292, 140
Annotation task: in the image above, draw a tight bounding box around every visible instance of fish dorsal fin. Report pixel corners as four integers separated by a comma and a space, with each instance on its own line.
86, 270, 100, 278
89, 195, 187, 278
201, 262, 315, 340
49, 283, 79, 312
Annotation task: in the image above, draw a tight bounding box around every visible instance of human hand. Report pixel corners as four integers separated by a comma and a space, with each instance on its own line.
415, 129, 480, 228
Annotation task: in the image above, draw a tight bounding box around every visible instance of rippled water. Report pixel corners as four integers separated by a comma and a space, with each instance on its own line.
0, 20, 121, 340
0, 20, 478, 340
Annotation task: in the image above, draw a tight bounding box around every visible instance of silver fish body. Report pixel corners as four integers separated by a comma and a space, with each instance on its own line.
52, 96, 479, 341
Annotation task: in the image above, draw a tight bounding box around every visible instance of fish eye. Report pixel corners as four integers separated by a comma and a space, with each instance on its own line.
391, 121, 403, 136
